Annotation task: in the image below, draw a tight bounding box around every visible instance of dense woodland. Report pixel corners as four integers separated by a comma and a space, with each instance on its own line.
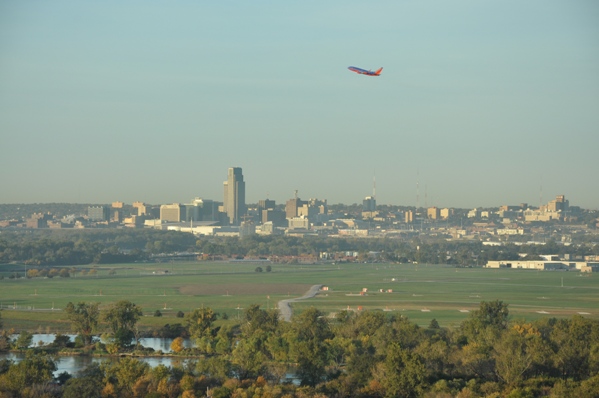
1, 230, 599, 268
1, 300, 599, 397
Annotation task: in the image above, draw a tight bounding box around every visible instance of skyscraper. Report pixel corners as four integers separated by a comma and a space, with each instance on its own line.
223, 167, 245, 225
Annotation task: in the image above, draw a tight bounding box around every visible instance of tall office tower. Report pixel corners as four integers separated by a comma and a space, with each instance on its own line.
223, 167, 246, 225
285, 197, 304, 219
363, 196, 376, 212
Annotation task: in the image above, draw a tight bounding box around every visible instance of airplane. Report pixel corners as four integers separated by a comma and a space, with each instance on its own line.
348, 66, 383, 76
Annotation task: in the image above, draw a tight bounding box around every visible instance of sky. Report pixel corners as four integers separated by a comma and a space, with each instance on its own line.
1, 1, 598, 209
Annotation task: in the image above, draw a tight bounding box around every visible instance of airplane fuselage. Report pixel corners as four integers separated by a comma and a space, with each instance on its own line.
348, 66, 383, 76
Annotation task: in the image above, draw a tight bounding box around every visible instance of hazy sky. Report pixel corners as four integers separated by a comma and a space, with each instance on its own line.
1, 1, 598, 209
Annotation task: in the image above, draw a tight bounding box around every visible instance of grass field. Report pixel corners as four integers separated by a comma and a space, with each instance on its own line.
1, 261, 598, 332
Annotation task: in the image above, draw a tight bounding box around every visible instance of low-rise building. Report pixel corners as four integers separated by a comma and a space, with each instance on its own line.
485, 260, 568, 270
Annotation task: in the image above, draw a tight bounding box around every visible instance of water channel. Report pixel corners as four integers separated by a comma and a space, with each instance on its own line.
1, 334, 194, 376
1, 334, 300, 383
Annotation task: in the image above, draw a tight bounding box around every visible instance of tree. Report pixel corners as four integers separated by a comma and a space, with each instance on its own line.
13, 331, 33, 350
26, 269, 39, 278
62, 363, 104, 398
550, 316, 599, 380
186, 307, 217, 353
493, 328, 542, 388
101, 357, 150, 397
377, 342, 426, 398
101, 300, 143, 348
0, 351, 56, 395
289, 307, 333, 386
232, 336, 268, 379
65, 302, 100, 346
462, 300, 510, 344
171, 337, 185, 353
241, 304, 279, 337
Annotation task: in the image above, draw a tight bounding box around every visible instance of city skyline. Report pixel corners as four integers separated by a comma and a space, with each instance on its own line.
1, 2, 598, 209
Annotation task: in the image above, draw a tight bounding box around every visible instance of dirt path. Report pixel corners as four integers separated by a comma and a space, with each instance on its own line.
277, 284, 323, 322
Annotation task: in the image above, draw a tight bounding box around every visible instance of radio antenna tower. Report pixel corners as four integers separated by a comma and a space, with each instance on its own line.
539, 176, 543, 208
416, 168, 420, 209
373, 171, 376, 199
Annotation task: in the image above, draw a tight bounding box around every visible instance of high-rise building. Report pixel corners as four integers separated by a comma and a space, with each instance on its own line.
547, 195, 569, 212
427, 207, 440, 220
189, 198, 221, 222
160, 203, 186, 222
223, 167, 246, 225
440, 208, 455, 219
132, 202, 147, 216
257, 199, 276, 213
363, 196, 376, 212
405, 210, 414, 223
88, 206, 110, 221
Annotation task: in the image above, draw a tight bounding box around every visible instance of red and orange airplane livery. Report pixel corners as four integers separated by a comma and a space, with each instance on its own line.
348, 66, 383, 76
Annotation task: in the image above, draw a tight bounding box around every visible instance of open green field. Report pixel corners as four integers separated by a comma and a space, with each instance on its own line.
1, 262, 598, 331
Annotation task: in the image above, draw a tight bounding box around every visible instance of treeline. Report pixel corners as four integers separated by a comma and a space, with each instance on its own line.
1, 229, 599, 267
2, 301, 599, 397
0, 230, 197, 265
196, 235, 599, 265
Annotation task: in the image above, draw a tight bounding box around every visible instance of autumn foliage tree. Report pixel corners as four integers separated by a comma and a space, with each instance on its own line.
65, 301, 100, 346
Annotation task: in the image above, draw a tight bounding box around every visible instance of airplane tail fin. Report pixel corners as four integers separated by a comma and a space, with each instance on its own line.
374, 67, 383, 75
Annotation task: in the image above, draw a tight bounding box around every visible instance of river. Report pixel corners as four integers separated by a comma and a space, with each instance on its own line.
0, 335, 194, 376
1, 334, 300, 383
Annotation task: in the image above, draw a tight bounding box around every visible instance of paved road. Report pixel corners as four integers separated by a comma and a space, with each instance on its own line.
277, 284, 323, 322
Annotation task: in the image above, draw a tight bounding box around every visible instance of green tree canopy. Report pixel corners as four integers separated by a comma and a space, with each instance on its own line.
65, 301, 100, 346
101, 300, 143, 348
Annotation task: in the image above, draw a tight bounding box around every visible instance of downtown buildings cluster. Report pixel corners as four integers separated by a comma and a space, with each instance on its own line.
1, 167, 597, 245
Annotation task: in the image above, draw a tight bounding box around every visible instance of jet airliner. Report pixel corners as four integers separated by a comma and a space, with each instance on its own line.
348, 66, 383, 76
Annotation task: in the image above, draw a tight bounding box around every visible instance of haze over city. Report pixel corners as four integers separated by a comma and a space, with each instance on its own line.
1, 1, 598, 209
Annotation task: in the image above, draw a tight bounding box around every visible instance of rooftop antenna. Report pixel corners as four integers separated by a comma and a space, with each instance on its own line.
294, 189, 298, 200
425, 183, 428, 208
